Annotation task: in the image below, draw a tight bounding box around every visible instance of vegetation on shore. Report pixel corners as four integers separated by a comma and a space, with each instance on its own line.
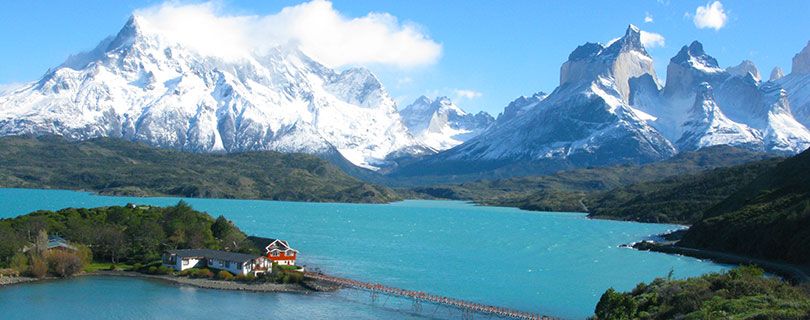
0, 201, 257, 278
0, 135, 399, 203
403, 146, 775, 212
592, 266, 810, 319
585, 157, 782, 224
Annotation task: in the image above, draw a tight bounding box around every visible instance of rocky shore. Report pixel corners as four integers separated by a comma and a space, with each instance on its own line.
0, 276, 43, 287
1, 270, 342, 294
633, 240, 810, 283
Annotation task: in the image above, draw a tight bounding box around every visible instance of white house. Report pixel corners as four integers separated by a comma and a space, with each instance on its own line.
162, 249, 271, 276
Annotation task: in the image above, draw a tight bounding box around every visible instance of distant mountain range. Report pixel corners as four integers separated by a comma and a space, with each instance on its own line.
391, 25, 810, 182
1, 18, 809, 183
0, 16, 431, 171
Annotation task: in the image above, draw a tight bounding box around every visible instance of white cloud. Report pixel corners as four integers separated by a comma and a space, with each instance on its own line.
640, 30, 665, 48
644, 12, 654, 23
454, 89, 482, 99
134, 1, 442, 68
693, 1, 728, 30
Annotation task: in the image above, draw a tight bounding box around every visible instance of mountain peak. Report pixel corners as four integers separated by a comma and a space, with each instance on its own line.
727, 60, 761, 82
770, 67, 785, 81
792, 40, 810, 74
671, 41, 719, 69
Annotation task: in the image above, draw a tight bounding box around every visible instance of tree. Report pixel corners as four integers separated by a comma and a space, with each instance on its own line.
211, 215, 231, 239
35, 229, 48, 257
96, 226, 126, 263
28, 255, 47, 278
594, 288, 637, 320
9, 253, 28, 274
46, 250, 84, 278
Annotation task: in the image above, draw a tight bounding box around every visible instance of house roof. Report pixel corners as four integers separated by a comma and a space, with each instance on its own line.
248, 236, 289, 250
165, 249, 263, 263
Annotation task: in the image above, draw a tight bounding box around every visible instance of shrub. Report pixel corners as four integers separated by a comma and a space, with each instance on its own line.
282, 272, 303, 284
235, 273, 257, 282
181, 270, 189, 276
9, 253, 28, 274
29, 255, 47, 278
147, 266, 157, 274
192, 268, 213, 278
132, 263, 142, 271
217, 270, 233, 281
109, 264, 116, 271
46, 250, 84, 278
157, 266, 170, 275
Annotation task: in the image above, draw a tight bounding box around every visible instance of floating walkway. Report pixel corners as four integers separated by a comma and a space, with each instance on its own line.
303, 272, 561, 320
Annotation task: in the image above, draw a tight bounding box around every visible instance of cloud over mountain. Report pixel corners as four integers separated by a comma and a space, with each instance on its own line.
135, 0, 442, 67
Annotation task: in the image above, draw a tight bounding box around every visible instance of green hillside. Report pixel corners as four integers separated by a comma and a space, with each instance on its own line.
585, 158, 782, 224
405, 145, 775, 212
0, 135, 399, 203
679, 148, 810, 265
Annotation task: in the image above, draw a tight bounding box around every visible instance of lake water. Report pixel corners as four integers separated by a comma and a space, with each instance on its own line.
0, 188, 729, 319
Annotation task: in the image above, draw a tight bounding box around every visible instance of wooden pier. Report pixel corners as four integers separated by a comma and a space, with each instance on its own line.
303, 272, 562, 320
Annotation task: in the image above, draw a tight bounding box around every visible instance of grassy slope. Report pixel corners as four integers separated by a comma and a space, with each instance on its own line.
405, 145, 775, 212
0, 135, 399, 203
585, 157, 783, 224
679, 148, 810, 265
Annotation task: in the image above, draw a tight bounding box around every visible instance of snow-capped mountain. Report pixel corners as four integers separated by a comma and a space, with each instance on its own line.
399, 96, 493, 151
495, 92, 548, 125
417, 25, 676, 168
632, 41, 810, 155
770, 67, 785, 81
776, 41, 810, 128
0, 16, 431, 170
727, 60, 761, 81
676, 82, 763, 151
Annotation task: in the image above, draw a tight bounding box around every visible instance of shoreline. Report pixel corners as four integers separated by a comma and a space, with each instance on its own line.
633, 240, 810, 283
0, 270, 342, 293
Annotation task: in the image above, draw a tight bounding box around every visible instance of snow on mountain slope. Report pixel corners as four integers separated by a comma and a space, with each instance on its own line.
677, 83, 763, 151
399, 96, 493, 151
770, 67, 785, 81
632, 40, 810, 155
427, 25, 676, 167
726, 60, 761, 82
0, 16, 430, 170
495, 92, 548, 125
776, 41, 810, 128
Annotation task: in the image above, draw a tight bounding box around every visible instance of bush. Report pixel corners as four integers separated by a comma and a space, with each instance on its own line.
192, 268, 213, 278
147, 266, 157, 274
181, 270, 189, 276
46, 250, 84, 278
157, 266, 171, 275
132, 263, 142, 271
9, 253, 28, 274
109, 264, 116, 271
29, 255, 47, 278
217, 270, 233, 281
235, 273, 257, 282
282, 272, 303, 284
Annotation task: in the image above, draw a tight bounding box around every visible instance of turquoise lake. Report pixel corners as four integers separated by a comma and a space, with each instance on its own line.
0, 188, 729, 319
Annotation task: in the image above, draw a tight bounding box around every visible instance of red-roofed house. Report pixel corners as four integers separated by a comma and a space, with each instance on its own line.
247, 236, 298, 266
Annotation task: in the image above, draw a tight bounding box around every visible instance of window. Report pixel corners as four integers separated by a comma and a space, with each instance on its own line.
287, 250, 294, 256
182, 259, 189, 266
237, 263, 242, 270
225, 261, 230, 268
219, 260, 224, 267
271, 251, 279, 257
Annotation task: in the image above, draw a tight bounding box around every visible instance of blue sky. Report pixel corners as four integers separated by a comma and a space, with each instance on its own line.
0, 1, 808, 116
